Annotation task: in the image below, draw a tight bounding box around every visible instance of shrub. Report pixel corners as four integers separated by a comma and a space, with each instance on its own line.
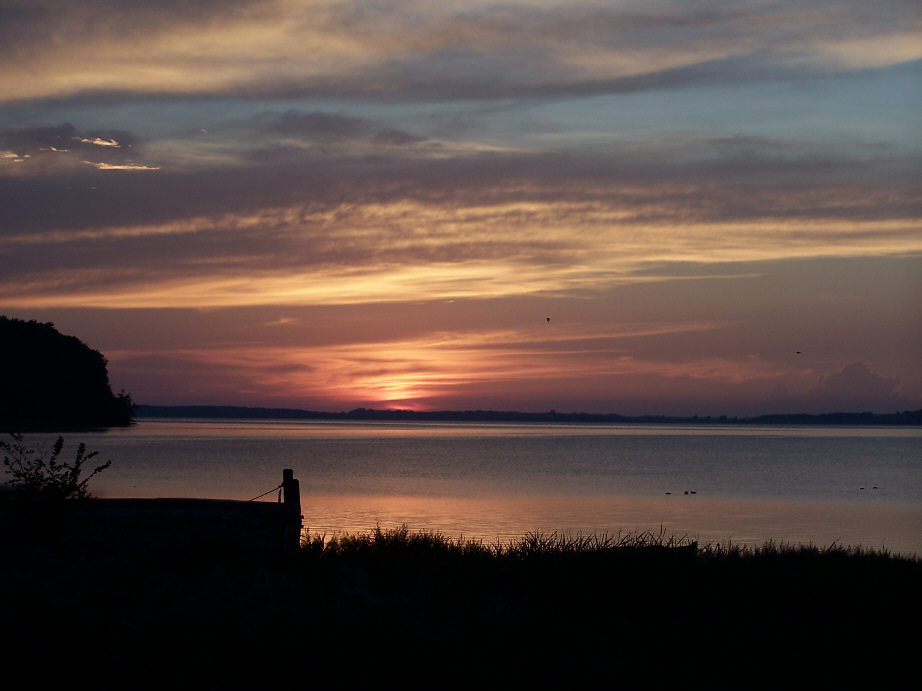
1, 432, 111, 500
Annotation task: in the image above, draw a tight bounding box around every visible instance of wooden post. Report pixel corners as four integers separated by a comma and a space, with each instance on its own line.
281, 468, 302, 550
281, 468, 300, 511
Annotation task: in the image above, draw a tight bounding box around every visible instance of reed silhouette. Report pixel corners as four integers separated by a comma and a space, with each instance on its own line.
1, 514, 917, 689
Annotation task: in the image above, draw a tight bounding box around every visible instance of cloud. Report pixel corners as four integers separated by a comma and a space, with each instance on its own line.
2, 132, 918, 231
0, 123, 78, 151
77, 137, 121, 147
810, 362, 900, 401
372, 128, 428, 146
264, 110, 368, 139
0, 122, 149, 172
252, 109, 427, 150
1, 1, 919, 104
19, 259, 920, 415
1, 193, 918, 310
0, 128, 919, 311
103, 324, 766, 411
82, 162, 160, 171
785, 362, 922, 413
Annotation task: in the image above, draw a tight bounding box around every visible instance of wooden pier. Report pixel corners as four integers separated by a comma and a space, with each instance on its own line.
1, 470, 304, 554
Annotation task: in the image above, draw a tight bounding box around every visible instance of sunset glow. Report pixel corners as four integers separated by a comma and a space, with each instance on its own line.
1, 1, 919, 416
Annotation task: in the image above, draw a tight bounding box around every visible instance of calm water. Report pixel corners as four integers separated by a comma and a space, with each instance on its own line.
19, 418, 922, 555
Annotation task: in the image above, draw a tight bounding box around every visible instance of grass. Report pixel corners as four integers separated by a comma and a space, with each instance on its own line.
4, 516, 919, 689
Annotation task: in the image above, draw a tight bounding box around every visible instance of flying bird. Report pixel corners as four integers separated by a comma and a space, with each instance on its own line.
546, 317, 551, 323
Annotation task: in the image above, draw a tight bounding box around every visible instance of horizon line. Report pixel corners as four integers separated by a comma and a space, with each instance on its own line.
132, 403, 922, 424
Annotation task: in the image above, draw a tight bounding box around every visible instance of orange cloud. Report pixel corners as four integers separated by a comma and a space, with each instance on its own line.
2, 191, 920, 310
105, 318, 787, 411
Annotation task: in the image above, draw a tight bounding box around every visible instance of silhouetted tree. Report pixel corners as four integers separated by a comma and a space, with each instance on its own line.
0, 316, 133, 429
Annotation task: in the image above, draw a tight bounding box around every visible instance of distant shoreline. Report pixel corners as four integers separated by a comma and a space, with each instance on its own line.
134, 404, 922, 426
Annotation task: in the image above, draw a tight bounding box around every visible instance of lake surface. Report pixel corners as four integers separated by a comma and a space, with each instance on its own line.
19, 418, 922, 555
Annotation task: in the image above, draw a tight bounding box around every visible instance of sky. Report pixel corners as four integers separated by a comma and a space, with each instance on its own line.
1, 0, 920, 416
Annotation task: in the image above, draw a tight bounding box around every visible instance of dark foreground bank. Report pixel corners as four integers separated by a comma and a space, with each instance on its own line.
3, 503, 918, 690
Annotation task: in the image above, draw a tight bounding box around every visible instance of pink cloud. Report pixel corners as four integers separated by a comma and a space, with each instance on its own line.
805, 362, 912, 412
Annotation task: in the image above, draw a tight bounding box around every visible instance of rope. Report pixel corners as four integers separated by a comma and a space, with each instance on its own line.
247, 484, 282, 501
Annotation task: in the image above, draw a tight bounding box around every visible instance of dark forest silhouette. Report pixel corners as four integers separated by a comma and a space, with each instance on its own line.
135, 404, 922, 425
0, 316, 133, 430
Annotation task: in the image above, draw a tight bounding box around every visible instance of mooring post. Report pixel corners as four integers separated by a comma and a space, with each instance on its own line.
281, 468, 302, 549
281, 468, 300, 511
